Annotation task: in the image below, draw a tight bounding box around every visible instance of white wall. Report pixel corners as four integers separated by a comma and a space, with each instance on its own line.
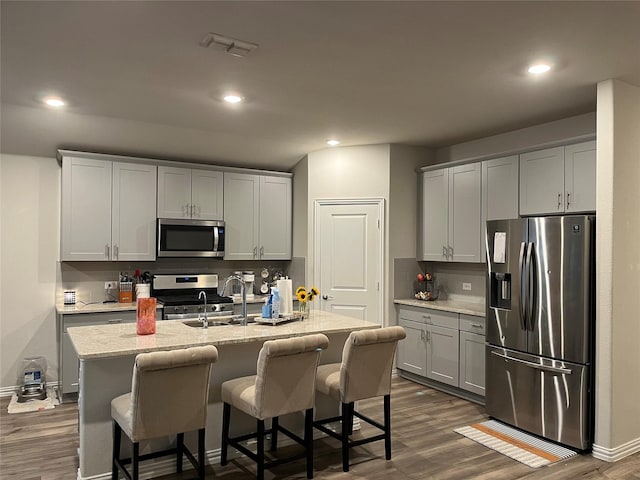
594, 79, 640, 459
388, 145, 432, 322
306, 144, 391, 281
435, 112, 596, 163
292, 156, 308, 259
0, 154, 60, 390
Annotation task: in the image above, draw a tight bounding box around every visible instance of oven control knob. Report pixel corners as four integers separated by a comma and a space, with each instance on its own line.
183, 306, 189, 313
174, 307, 180, 314
213, 304, 222, 312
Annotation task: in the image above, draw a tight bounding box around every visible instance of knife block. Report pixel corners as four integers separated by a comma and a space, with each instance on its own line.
119, 281, 133, 303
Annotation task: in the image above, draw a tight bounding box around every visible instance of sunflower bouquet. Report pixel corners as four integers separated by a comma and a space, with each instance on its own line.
296, 286, 319, 316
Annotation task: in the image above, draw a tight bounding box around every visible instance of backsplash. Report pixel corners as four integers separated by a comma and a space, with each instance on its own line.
394, 258, 486, 302
57, 258, 304, 304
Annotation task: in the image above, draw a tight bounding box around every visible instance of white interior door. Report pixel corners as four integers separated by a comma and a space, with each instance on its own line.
315, 200, 383, 324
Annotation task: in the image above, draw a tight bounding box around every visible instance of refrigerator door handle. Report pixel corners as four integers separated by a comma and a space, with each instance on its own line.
525, 242, 536, 331
490, 351, 573, 375
518, 241, 527, 330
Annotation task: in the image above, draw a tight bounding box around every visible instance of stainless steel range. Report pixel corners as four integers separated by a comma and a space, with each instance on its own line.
152, 274, 234, 320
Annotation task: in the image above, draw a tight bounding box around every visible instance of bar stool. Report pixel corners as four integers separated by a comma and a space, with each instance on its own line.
111, 345, 218, 480
220, 334, 329, 480
313, 326, 406, 472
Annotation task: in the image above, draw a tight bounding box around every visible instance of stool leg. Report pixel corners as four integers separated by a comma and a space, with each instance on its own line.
270, 416, 279, 452
341, 402, 350, 472
347, 402, 355, 435
384, 394, 391, 460
176, 432, 184, 472
257, 419, 265, 480
198, 428, 206, 479
305, 408, 314, 479
112, 421, 121, 480
132, 442, 140, 480
221, 402, 230, 466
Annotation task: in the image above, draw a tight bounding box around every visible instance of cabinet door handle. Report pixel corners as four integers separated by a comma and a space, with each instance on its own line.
448, 246, 454, 259
259, 246, 264, 258
470, 323, 482, 328
108, 319, 123, 324
426, 330, 430, 342
443, 245, 447, 258
253, 246, 258, 259
114, 244, 118, 260
105, 244, 110, 259
566, 192, 571, 209
421, 329, 425, 341
557, 192, 562, 210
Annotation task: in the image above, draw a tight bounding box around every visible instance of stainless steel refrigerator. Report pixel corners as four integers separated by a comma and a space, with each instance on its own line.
485, 215, 595, 450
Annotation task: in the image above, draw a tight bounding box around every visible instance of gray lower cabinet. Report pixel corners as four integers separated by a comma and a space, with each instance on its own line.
397, 307, 460, 388
396, 305, 485, 397
58, 311, 137, 397
427, 324, 459, 387
397, 318, 427, 376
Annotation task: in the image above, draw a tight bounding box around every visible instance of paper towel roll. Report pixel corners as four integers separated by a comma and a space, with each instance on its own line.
277, 278, 293, 315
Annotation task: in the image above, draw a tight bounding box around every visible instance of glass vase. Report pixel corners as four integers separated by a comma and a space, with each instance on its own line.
136, 297, 156, 335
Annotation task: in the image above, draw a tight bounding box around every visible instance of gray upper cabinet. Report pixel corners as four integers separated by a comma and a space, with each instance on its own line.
482, 155, 519, 222
157, 166, 223, 220
224, 172, 292, 260
61, 156, 157, 261
519, 141, 595, 216
481, 155, 519, 262
420, 168, 449, 261
419, 163, 482, 262
564, 141, 596, 213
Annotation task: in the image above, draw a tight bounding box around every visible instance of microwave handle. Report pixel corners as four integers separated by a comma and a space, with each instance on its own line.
213, 227, 219, 252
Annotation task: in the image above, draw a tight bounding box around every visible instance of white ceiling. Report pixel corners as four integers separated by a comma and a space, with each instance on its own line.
1, 1, 639, 171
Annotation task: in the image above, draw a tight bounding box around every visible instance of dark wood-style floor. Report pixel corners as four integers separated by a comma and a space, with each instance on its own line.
1, 378, 638, 479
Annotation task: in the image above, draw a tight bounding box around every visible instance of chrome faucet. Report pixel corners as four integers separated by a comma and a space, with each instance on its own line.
198, 291, 208, 329
220, 274, 247, 325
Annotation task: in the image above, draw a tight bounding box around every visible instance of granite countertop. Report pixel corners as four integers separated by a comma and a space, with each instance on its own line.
57, 294, 270, 315
56, 302, 163, 315
67, 310, 379, 359
393, 297, 485, 317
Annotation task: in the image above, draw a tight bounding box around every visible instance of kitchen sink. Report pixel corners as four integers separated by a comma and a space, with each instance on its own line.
182, 319, 233, 328
182, 315, 259, 328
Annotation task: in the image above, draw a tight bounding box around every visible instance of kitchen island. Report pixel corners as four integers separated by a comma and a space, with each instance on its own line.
68, 311, 379, 479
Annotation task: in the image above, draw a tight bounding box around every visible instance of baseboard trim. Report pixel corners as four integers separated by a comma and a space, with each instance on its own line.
77, 448, 223, 480
76, 426, 342, 480
592, 437, 640, 462
0, 385, 18, 397
0, 381, 61, 398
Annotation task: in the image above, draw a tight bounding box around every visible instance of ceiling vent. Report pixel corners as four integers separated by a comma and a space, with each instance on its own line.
199, 32, 259, 58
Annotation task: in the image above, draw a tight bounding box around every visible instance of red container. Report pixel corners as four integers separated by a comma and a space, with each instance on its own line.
136, 297, 156, 335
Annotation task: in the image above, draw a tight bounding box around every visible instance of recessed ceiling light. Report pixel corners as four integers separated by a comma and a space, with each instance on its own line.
327, 139, 340, 146
223, 94, 243, 104
527, 63, 551, 74
43, 97, 66, 108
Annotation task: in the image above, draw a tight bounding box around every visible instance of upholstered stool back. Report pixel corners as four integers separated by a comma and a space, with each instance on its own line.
339, 326, 406, 404
113, 345, 218, 442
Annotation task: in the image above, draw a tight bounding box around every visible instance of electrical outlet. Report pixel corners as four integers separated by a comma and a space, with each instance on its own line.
105, 281, 117, 290
462, 282, 472, 291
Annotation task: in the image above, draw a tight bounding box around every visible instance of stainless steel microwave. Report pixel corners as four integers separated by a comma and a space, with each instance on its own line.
157, 219, 225, 257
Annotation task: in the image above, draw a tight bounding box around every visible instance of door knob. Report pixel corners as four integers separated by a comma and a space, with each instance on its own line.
322, 294, 333, 300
